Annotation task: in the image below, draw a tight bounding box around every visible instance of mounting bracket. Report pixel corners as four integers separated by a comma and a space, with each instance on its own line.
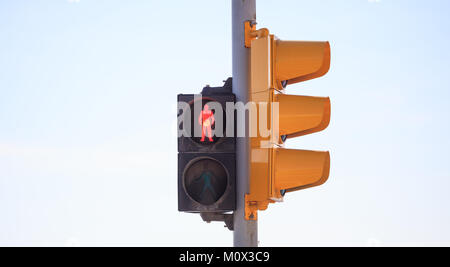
200, 212, 234, 231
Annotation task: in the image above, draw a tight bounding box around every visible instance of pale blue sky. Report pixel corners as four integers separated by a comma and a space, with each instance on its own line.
1, 0, 450, 246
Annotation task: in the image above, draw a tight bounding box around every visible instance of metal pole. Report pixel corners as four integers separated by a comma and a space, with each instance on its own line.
232, 0, 257, 247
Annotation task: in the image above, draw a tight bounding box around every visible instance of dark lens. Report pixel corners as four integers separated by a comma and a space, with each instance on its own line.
184, 158, 228, 205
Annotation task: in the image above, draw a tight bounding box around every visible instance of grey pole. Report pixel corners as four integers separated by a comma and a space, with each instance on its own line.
232, 0, 258, 247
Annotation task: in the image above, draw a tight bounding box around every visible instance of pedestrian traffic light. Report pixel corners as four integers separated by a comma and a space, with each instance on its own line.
245, 23, 331, 220
177, 78, 236, 213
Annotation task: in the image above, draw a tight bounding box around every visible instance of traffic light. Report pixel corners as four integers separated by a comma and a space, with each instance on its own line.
245, 23, 331, 220
177, 78, 236, 213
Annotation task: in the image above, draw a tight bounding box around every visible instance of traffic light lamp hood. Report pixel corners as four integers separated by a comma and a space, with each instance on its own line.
274, 40, 330, 89
276, 94, 331, 140
274, 149, 330, 196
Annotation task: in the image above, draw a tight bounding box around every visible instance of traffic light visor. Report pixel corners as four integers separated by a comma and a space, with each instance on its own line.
274, 41, 330, 87
273, 149, 330, 193
275, 94, 331, 139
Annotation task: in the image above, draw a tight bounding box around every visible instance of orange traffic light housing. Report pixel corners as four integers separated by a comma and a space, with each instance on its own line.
246, 23, 331, 220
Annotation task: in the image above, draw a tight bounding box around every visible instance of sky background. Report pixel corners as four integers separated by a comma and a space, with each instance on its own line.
1, 0, 450, 247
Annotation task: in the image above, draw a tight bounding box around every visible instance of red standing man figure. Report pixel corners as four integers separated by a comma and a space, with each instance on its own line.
198, 104, 215, 142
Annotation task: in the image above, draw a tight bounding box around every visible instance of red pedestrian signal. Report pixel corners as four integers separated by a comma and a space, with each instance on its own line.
198, 104, 215, 143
